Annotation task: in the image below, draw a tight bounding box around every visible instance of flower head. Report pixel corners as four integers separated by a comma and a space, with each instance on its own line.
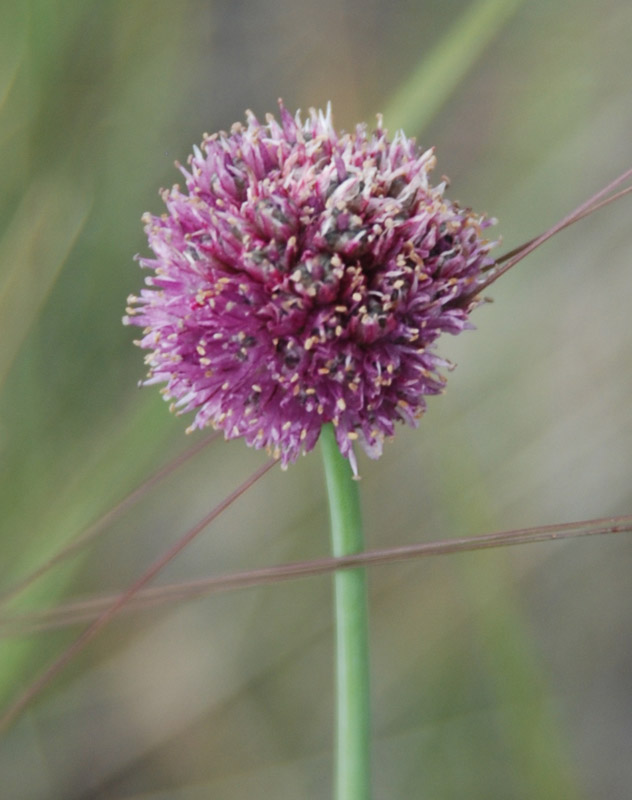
125, 102, 496, 472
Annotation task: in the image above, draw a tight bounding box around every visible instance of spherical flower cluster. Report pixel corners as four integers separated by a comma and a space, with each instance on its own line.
125, 103, 496, 473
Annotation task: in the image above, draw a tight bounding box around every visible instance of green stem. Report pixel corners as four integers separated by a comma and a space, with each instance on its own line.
320, 423, 371, 800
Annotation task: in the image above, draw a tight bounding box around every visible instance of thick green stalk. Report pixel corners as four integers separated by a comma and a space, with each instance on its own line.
320, 423, 371, 800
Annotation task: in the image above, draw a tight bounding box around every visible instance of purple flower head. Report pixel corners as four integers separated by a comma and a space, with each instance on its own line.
125, 102, 496, 473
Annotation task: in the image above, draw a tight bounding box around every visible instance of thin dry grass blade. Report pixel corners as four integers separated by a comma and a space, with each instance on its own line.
0, 431, 222, 608
491, 183, 632, 268
0, 458, 277, 734
467, 167, 632, 300
3, 513, 630, 635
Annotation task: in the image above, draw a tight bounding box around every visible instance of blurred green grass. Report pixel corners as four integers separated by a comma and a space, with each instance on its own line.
1, 1, 631, 798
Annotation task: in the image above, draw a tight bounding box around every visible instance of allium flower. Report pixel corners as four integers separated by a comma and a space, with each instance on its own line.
125, 102, 496, 473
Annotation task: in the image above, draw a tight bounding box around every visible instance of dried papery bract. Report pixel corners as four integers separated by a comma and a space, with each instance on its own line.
125, 102, 497, 472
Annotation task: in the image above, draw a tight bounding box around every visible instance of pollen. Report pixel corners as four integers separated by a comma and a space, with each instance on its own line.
126, 100, 497, 470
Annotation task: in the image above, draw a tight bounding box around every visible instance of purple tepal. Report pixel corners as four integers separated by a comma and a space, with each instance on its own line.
125, 102, 497, 473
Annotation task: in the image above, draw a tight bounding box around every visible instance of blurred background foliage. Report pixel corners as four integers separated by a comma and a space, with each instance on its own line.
1, 0, 631, 797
